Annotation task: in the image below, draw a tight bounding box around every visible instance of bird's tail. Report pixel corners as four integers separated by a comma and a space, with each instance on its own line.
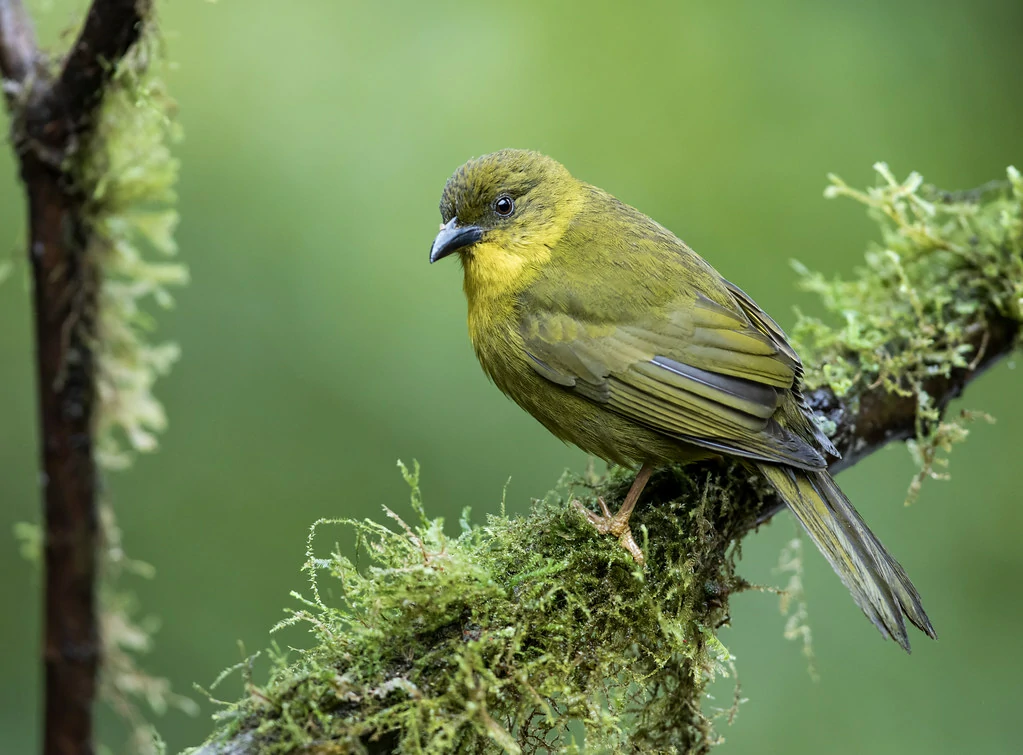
757, 463, 936, 652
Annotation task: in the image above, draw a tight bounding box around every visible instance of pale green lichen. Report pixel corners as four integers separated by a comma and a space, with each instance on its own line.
73, 25, 195, 753
77, 37, 188, 472
792, 164, 1022, 502
774, 535, 817, 681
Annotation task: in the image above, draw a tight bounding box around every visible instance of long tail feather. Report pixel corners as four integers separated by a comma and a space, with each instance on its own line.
757, 464, 936, 652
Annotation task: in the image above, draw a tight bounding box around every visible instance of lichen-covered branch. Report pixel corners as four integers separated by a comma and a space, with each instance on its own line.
189, 167, 1021, 755
1, 2, 173, 754
753, 311, 1018, 522
804, 313, 1016, 476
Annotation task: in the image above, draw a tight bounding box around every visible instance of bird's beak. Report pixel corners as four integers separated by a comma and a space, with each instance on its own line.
429, 217, 483, 263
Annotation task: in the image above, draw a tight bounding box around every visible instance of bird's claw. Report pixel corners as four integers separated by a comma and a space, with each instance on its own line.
574, 495, 612, 525
572, 498, 645, 565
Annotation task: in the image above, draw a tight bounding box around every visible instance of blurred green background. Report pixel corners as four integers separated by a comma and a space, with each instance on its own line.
2, 0, 1021, 752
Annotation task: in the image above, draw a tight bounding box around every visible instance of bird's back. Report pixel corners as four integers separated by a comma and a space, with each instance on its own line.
525, 185, 736, 324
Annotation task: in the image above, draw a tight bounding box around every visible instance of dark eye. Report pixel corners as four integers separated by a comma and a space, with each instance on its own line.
494, 195, 515, 217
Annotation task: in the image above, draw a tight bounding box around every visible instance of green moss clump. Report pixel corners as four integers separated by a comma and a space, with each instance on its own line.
792, 164, 1021, 501
194, 461, 770, 754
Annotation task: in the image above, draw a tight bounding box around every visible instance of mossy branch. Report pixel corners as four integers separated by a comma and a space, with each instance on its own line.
1, 2, 183, 754
189, 167, 1020, 755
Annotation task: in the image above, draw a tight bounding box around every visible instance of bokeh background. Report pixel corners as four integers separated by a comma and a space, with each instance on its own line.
2, 1, 1021, 752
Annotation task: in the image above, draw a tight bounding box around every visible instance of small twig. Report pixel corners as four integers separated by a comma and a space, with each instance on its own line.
938, 179, 1012, 204
968, 327, 990, 372
383, 506, 432, 566
0, 0, 36, 91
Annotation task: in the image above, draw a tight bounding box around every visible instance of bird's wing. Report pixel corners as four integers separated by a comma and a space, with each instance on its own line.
519, 290, 826, 469
721, 279, 802, 374
724, 278, 840, 458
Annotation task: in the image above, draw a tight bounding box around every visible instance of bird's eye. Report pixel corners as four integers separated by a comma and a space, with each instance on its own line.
494, 195, 515, 217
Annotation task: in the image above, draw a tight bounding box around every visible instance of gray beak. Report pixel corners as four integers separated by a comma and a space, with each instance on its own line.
429, 217, 483, 263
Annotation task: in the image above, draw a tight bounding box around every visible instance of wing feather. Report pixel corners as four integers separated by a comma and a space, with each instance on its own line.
643, 359, 780, 418
519, 291, 826, 470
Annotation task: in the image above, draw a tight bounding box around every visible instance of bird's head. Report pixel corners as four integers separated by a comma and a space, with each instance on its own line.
429, 150, 584, 297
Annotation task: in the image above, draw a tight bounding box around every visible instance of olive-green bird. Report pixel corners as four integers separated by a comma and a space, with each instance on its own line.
429, 149, 935, 651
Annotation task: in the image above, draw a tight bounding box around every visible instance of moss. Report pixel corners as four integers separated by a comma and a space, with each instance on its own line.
192, 167, 1021, 754
792, 164, 1021, 502
193, 460, 764, 755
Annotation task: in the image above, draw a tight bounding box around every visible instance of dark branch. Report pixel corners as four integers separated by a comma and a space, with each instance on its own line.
55, 0, 151, 129
0, 2, 154, 754
31, 150, 101, 755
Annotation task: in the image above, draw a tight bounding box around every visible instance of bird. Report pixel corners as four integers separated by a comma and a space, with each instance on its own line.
428, 149, 935, 652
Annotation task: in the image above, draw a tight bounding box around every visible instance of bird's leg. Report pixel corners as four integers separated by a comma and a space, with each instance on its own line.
573, 463, 654, 564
